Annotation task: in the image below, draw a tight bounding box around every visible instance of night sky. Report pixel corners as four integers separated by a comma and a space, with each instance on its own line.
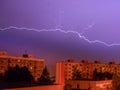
0, 0, 120, 75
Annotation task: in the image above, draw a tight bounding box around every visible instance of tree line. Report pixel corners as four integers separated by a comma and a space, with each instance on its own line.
72, 67, 113, 80
0, 65, 53, 85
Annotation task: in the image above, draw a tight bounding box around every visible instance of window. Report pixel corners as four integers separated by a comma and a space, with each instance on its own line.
18, 59, 20, 62
30, 67, 33, 70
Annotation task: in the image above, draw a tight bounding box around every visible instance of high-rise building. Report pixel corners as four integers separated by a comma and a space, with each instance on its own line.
0, 51, 44, 81
56, 59, 120, 85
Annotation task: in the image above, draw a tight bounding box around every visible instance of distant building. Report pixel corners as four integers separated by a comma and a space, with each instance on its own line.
56, 59, 120, 86
0, 51, 44, 81
65, 80, 112, 90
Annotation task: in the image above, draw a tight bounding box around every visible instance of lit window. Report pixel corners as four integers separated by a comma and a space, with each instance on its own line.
30, 67, 33, 69
102, 67, 105, 70
18, 59, 20, 62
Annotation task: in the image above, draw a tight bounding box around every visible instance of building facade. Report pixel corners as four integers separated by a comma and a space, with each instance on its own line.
56, 59, 120, 85
0, 51, 44, 81
65, 80, 112, 90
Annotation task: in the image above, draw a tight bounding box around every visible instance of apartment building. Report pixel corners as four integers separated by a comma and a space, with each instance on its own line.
0, 51, 44, 81
56, 59, 120, 85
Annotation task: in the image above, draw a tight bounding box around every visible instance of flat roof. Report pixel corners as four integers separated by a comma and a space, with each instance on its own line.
0, 55, 44, 62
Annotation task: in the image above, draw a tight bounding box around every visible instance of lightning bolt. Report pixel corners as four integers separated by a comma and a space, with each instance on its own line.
0, 26, 120, 47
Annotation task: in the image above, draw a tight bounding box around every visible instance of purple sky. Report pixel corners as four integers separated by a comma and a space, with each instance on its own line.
0, 0, 120, 75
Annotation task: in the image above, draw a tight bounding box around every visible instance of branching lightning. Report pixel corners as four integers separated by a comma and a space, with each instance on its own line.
0, 26, 120, 47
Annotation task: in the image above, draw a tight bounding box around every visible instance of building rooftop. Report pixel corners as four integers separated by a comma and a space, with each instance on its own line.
59, 59, 118, 65
0, 51, 44, 61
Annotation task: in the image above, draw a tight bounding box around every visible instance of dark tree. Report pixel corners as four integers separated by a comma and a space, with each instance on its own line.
3, 65, 34, 82
93, 68, 113, 80
103, 72, 113, 80
14, 65, 21, 81
72, 66, 82, 80
20, 66, 34, 82
38, 66, 52, 85
4, 67, 17, 82
93, 68, 98, 80
0, 73, 4, 82
86, 72, 89, 79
